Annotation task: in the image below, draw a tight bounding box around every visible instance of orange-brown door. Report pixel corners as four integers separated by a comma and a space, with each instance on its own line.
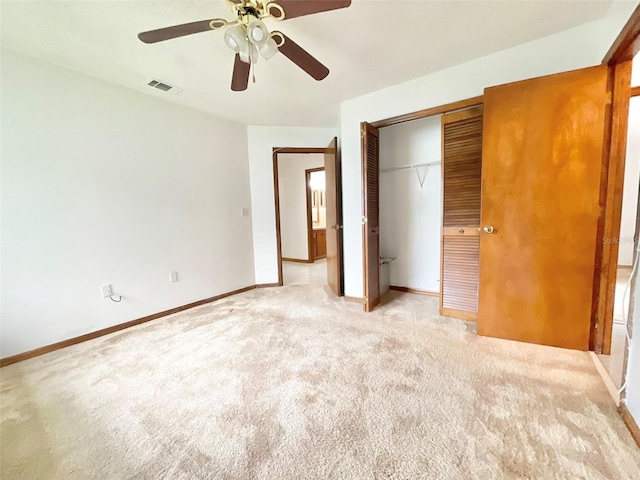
440, 107, 483, 321
325, 137, 343, 296
362, 122, 380, 311
478, 65, 609, 350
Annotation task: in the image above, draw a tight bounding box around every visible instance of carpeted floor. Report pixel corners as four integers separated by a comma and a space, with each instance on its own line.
2, 286, 639, 479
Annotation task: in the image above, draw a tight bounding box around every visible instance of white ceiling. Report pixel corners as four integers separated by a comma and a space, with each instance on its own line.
1, 0, 613, 127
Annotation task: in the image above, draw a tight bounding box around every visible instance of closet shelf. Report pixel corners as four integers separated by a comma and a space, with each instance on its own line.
379, 161, 441, 173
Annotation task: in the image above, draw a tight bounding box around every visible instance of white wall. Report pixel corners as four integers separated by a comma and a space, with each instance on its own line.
247, 127, 335, 284
625, 260, 640, 423
339, 2, 639, 298
619, 93, 640, 266
278, 154, 324, 260
1, 49, 255, 357
379, 116, 442, 292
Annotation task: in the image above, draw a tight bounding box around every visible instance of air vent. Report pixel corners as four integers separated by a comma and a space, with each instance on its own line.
146, 78, 182, 95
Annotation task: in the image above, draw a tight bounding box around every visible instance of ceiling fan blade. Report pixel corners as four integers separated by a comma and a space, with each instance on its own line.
231, 54, 251, 91
275, 32, 329, 81
138, 19, 216, 44
272, 0, 351, 20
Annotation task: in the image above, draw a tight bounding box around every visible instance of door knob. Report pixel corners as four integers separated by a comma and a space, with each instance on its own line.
483, 226, 494, 234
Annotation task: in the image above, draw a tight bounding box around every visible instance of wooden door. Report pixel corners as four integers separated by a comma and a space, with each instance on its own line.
325, 137, 343, 296
362, 123, 380, 311
440, 107, 483, 320
478, 65, 609, 350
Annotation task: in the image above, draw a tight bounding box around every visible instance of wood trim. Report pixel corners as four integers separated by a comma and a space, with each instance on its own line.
306, 167, 325, 263
282, 257, 313, 264
619, 403, 640, 448
602, 5, 640, 65
631, 86, 640, 97
344, 295, 365, 303
370, 95, 483, 129
440, 307, 477, 321
594, 61, 633, 354
255, 283, 280, 288
390, 286, 439, 297
274, 147, 326, 154
273, 151, 285, 287
439, 105, 483, 124
0, 285, 257, 368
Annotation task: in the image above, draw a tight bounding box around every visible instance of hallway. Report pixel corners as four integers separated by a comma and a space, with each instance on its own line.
282, 259, 327, 286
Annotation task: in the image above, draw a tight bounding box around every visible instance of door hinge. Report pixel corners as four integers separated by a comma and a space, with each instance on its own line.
361, 129, 366, 139
362, 216, 368, 224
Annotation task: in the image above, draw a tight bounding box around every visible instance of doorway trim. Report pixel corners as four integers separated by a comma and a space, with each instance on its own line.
595, 4, 640, 447
370, 95, 483, 129
593, 5, 640, 355
360, 95, 484, 312
272, 147, 326, 286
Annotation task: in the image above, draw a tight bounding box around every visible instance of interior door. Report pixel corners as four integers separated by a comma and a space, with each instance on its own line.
325, 137, 343, 296
478, 65, 609, 350
362, 123, 380, 311
440, 107, 483, 320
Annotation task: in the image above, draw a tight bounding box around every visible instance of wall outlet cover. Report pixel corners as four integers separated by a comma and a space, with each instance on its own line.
170, 271, 178, 283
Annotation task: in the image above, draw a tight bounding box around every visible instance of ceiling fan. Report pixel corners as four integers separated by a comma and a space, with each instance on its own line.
138, 0, 351, 91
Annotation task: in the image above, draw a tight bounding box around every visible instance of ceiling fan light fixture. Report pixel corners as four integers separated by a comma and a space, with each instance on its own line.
224, 25, 248, 53
247, 18, 269, 45
260, 37, 279, 60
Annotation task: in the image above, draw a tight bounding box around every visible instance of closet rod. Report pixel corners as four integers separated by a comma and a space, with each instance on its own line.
379, 161, 441, 173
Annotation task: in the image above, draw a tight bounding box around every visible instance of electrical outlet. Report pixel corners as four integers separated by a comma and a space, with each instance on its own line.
241, 208, 250, 217
169, 271, 178, 283
100, 284, 112, 298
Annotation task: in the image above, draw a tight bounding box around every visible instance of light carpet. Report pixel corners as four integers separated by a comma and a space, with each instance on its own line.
1, 286, 639, 479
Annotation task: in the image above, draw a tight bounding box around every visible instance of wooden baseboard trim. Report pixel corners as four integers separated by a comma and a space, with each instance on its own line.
256, 283, 280, 288
390, 286, 440, 297
282, 257, 312, 264
619, 403, 640, 448
618, 264, 633, 269
344, 295, 365, 303
0, 284, 258, 368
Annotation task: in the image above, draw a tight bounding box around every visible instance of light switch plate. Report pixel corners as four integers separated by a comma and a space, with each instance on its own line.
170, 271, 178, 283
241, 208, 250, 217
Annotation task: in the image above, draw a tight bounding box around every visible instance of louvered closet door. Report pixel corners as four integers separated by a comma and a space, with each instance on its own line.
362, 122, 380, 312
440, 107, 483, 320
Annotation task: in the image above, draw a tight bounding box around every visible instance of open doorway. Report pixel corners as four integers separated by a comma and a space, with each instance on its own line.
277, 153, 326, 286
597, 53, 640, 390
272, 141, 344, 294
